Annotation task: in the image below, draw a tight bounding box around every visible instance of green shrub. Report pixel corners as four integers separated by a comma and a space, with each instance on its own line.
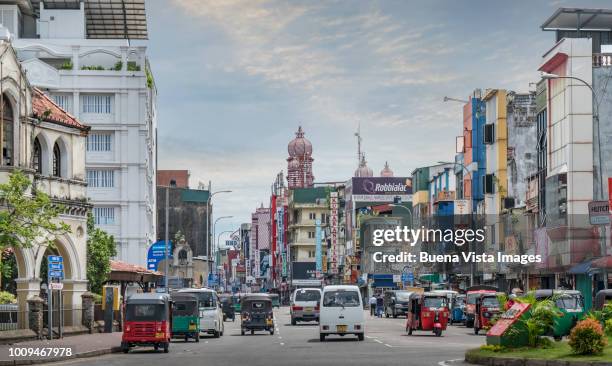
112, 61, 123, 71
81, 65, 105, 71
0, 291, 16, 304
127, 61, 140, 71
59, 61, 73, 70
480, 344, 505, 352
568, 318, 607, 355
92, 293, 102, 304
605, 318, 612, 337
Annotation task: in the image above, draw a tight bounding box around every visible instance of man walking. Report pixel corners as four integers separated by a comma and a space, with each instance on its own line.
376, 293, 384, 318
369, 294, 377, 316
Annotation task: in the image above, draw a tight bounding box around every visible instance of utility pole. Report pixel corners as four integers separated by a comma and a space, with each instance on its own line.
164, 186, 169, 292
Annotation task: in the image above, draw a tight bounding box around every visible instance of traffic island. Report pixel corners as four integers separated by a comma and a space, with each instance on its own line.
465, 337, 612, 366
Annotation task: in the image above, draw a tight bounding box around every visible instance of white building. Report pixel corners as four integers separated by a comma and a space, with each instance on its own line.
4, 0, 156, 266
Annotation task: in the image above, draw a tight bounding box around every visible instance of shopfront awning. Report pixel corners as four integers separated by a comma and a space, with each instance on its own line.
592, 256, 612, 269
568, 259, 596, 274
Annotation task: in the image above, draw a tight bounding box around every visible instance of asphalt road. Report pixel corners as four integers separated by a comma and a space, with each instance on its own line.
52, 308, 485, 366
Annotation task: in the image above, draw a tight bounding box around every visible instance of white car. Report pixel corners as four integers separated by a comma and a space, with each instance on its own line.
178, 288, 224, 338
290, 288, 321, 325
319, 285, 364, 341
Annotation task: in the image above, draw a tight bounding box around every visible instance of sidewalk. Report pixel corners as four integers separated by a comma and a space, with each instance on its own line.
0, 332, 122, 365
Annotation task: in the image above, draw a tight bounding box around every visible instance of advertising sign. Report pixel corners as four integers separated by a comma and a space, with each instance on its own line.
329, 192, 339, 274
315, 219, 322, 277
588, 200, 611, 225
291, 262, 319, 285
147, 241, 173, 271
454, 199, 471, 215
351, 177, 412, 202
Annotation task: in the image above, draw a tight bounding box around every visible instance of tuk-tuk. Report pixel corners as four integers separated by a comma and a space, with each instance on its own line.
532, 289, 584, 340
465, 285, 497, 328
405, 292, 449, 337
594, 289, 612, 310
219, 294, 235, 321
473, 292, 503, 335
122, 293, 172, 353
432, 290, 458, 322
451, 294, 466, 324
269, 293, 280, 308
171, 293, 200, 342
240, 294, 274, 335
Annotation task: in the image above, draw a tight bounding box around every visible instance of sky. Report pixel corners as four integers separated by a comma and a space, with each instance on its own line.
145, 0, 610, 242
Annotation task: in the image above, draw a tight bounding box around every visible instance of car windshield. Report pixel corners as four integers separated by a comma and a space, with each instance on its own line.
467, 293, 479, 304
482, 297, 500, 307
183, 292, 216, 308
295, 290, 320, 302
423, 297, 446, 308
323, 290, 360, 307
395, 292, 411, 301
556, 295, 583, 310
126, 304, 165, 321
173, 301, 197, 315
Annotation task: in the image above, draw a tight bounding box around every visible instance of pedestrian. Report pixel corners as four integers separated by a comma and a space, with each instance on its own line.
369, 294, 377, 316
376, 294, 384, 318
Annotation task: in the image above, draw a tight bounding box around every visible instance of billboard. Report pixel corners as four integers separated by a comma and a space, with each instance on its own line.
292, 262, 317, 280
350, 177, 412, 202
329, 192, 339, 273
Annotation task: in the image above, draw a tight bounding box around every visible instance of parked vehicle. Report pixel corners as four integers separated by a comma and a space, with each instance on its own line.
531, 289, 584, 340
319, 285, 364, 341
465, 285, 497, 328
219, 294, 235, 322
170, 293, 200, 342
405, 292, 449, 337
594, 289, 612, 310
432, 290, 459, 322
240, 294, 274, 335
121, 293, 172, 353
290, 288, 321, 325
473, 293, 502, 335
383, 290, 412, 318
269, 293, 280, 308
450, 294, 466, 324
232, 293, 242, 313
177, 288, 224, 338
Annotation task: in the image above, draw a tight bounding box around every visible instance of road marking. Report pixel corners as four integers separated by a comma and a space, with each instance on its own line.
365, 335, 373, 339
374, 339, 383, 344
280, 342, 285, 346
438, 359, 462, 366
278, 336, 282, 339
384, 343, 392, 348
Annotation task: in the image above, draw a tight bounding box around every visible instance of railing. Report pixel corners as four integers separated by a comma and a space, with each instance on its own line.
0, 304, 19, 331
593, 53, 612, 67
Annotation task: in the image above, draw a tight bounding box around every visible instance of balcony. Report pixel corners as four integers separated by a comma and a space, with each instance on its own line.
433, 190, 455, 203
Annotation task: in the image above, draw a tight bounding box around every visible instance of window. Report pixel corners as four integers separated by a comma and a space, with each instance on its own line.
483, 174, 495, 194
1, 98, 13, 166
308, 212, 316, 220
308, 231, 315, 239
87, 133, 112, 151
93, 207, 115, 225
323, 290, 360, 307
52, 94, 73, 113
81, 95, 112, 114
87, 170, 115, 188
321, 213, 328, 224
0, 9, 15, 35
52, 143, 61, 177
308, 250, 315, 258
33, 138, 42, 173
483, 124, 494, 144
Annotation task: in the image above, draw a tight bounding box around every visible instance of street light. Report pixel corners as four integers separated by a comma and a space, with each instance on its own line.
206, 190, 232, 265
443, 96, 468, 104
211, 216, 233, 274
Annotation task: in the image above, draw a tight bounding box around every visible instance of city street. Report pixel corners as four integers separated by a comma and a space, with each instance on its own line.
51, 308, 484, 366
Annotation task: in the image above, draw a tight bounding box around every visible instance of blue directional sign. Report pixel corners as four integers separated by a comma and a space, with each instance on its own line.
48, 270, 64, 279
48, 263, 63, 271
146, 241, 173, 271
47, 255, 64, 280
48, 255, 63, 263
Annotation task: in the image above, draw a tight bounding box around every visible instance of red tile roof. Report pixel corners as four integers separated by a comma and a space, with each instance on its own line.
32, 88, 89, 131
110, 260, 162, 275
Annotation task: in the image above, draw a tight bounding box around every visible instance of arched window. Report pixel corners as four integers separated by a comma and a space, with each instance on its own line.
1, 98, 13, 166
52, 143, 61, 177
178, 249, 188, 265
33, 138, 42, 173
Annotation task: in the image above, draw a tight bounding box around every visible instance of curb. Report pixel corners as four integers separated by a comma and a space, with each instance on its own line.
465, 351, 612, 366
0, 346, 122, 366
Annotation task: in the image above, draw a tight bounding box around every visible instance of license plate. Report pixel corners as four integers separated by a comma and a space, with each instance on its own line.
155, 332, 165, 338
189, 324, 196, 330
337, 325, 347, 333
305, 307, 313, 312
266, 319, 273, 325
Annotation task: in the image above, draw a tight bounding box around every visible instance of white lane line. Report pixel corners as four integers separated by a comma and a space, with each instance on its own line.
374, 339, 383, 344
365, 335, 373, 339
438, 359, 462, 366
384, 344, 392, 348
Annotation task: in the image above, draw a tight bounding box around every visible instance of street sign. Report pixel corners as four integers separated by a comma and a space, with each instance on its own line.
48, 270, 64, 279
48, 262, 63, 271
49, 282, 64, 290
147, 241, 173, 271
48, 255, 63, 263
588, 200, 611, 225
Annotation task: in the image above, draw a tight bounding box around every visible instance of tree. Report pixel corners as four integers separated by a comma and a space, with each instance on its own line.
86, 213, 117, 294
0, 170, 70, 250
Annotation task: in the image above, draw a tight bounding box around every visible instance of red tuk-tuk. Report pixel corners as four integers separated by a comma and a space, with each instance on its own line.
121, 293, 172, 353
465, 285, 497, 328
405, 292, 449, 337
473, 292, 503, 334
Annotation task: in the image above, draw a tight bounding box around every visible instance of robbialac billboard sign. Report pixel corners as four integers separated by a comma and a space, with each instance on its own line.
351, 177, 412, 202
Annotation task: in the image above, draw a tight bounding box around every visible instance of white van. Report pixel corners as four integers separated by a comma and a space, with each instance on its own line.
319, 285, 364, 341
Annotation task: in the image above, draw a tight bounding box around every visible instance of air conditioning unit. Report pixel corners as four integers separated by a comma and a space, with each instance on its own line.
504, 197, 515, 209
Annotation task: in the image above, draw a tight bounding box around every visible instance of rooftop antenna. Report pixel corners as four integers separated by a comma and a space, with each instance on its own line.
354, 123, 362, 167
